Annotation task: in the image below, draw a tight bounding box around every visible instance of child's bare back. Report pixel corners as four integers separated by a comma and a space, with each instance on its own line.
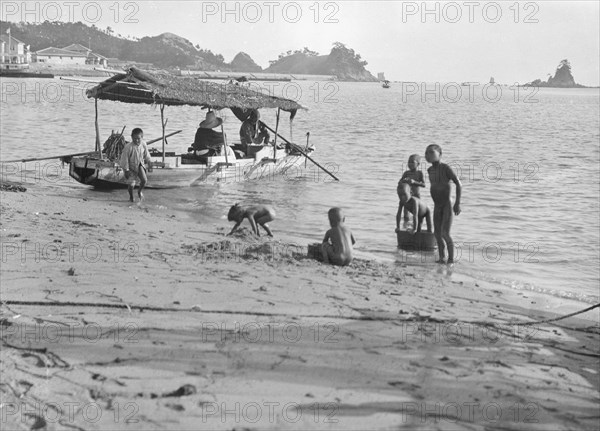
322, 207, 355, 266
396, 182, 432, 233
228, 204, 275, 237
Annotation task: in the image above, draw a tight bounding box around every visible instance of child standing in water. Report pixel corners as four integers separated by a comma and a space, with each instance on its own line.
120, 128, 152, 202
398, 154, 426, 198
397, 154, 426, 228
425, 144, 462, 264
322, 207, 355, 266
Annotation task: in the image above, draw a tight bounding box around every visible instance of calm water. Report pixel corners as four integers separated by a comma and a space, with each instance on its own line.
1, 78, 599, 303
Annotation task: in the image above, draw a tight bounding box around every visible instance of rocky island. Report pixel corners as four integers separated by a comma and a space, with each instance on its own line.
525, 59, 587, 88
265, 43, 376, 81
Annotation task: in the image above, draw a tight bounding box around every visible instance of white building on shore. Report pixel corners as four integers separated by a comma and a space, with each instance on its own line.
33, 47, 87, 65
0, 33, 30, 70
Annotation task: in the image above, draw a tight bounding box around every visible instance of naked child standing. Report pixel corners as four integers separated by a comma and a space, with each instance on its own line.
425, 144, 462, 264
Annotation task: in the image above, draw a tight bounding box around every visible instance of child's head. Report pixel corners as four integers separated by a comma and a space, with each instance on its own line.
228, 203, 243, 222
425, 144, 442, 163
328, 207, 344, 227
398, 182, 411, 203
408, 154, 421, 170
131, 128, 144, 145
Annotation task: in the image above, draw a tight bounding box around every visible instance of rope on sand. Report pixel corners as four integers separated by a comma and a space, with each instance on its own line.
1, 300, 598, 326
516, 303, 599, 326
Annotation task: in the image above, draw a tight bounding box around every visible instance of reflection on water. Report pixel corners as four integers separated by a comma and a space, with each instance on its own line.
1, 78, 599, 303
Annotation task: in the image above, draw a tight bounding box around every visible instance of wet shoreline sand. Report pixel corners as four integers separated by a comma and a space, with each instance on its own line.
1, 185, 598, 430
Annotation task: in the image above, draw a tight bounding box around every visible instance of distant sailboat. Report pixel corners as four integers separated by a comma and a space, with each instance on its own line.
378, 72, 391, 88
489, 76, 495, 85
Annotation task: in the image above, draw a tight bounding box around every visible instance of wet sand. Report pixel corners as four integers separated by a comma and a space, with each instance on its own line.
1, 186, 598, 430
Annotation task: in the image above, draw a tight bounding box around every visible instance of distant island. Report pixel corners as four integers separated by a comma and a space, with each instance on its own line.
265, 43, 375, 81
0, 21, 376, 81
525, 59, 587, 88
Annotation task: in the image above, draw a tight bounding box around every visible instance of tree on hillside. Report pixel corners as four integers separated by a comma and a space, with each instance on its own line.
331, 41, 368, 67
557, 59, 571, 72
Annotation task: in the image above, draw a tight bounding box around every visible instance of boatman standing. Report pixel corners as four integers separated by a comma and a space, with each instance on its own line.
120, 127, 152, 202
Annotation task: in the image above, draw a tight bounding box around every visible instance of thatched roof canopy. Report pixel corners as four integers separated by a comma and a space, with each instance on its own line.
86, 67, 304, 115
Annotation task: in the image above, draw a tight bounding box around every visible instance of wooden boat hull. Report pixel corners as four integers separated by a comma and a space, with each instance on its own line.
68, 146, 315, 188
397, 230, 437, 251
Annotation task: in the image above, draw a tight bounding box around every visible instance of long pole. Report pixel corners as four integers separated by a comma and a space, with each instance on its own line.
160, 104, 166, 163
94, 98, 100, 154
146, 130, 182, 145
259, 122, 339, 181
2, 151, 100, 164
273, 108, 280, 160
2, 131, 183, 164
305, 132, 310, 168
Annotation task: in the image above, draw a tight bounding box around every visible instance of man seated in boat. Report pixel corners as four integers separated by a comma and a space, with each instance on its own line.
239, 109, 270, 156
193, 111, 224, 158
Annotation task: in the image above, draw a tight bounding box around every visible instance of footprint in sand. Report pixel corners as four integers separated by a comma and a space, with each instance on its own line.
21, 352, 45, 367
165, 403, 185, 412
24, 413, 46, 430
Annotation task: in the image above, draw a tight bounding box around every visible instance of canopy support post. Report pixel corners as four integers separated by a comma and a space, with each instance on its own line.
273, 108, 280, 160
94, 97, 100, 154
220, 110, 230, 166
160, 104, 166, 163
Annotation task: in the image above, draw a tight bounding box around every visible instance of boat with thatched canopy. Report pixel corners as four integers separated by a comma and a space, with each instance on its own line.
61, 67, 323, 188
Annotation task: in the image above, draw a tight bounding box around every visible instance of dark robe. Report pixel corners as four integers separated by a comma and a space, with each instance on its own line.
193, 128, 224, 153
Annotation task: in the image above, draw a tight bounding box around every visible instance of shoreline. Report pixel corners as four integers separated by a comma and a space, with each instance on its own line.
1, 183, 598, 430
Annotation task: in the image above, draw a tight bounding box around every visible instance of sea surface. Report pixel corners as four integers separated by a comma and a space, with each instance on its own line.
1, 78, 599, 304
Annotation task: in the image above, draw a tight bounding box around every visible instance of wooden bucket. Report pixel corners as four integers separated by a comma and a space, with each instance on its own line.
397, 230, 437, 251
307, 243, 323, 261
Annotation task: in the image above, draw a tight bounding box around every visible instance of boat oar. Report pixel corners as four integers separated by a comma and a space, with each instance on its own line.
146, 130, 182, 145
259, 122, 339, 181
2, 130, 183, 164
1, 151, 100, 164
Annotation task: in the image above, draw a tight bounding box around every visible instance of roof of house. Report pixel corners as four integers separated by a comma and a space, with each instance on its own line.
35, 47, 88, 57
0, 34, 26, 45
88, 52, 108, 60
63, 43, 91, 53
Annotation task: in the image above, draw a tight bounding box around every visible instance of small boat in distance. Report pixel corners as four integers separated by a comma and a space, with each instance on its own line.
489, 77, 496, 85
378, 72, 391, 89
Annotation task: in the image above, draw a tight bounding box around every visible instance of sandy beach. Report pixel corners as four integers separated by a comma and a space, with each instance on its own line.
1, 183, 598, 430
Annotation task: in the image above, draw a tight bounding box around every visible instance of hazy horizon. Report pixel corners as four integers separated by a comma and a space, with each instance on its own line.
2, 1, 599, 86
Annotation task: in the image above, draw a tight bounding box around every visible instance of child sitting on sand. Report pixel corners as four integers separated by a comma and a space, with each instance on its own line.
227, 204, 275, 237
425, 144, 462, 264
395, 182, 432, 234
322, 207, 355, 266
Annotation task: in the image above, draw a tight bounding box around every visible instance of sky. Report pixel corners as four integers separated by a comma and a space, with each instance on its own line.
2, 1, 599, 85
